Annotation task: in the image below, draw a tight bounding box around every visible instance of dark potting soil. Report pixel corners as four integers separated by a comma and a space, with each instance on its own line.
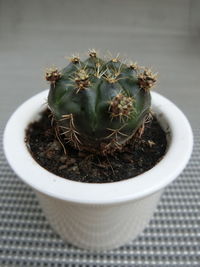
26, 109, 167, 183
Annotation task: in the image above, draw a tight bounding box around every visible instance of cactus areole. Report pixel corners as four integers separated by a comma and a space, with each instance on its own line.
47, 51, 157, 154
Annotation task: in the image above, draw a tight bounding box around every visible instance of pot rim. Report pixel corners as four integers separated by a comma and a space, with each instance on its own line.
3, 90, 193, 205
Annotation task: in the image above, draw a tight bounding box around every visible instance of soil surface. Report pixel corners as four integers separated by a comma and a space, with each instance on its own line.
26, 109, 167, 183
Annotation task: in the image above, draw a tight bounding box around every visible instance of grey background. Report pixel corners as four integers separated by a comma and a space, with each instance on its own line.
0, 0, 200, 129
0, 1, 200, 266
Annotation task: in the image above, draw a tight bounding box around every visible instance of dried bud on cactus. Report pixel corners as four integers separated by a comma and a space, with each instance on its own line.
88, 49, 97, 58
129, 62, 139, 70
70, 55, 80, 64
138, 69, 157, 91
45, 67, 61, 84
47, 51, 157, 154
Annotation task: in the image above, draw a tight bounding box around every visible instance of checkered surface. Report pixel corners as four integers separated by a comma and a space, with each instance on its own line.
0, 129, 199, 267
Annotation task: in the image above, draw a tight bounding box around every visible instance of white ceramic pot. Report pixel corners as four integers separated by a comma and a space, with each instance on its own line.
4, 90, 193, 251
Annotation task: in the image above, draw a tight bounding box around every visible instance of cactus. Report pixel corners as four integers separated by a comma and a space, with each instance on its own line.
46, 50, 157, 154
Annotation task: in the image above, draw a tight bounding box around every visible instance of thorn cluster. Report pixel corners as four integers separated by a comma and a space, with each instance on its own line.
74, 69, 90, 92
59, 114, 81, 149
70, 55, 80, 64
129, 62, 139, 71
89, 49, 97, 58
105, 76, 118, 84
104, 69, 119, 83
45, 67, 61, 84
138, 69, 157, 91
94, 62, 103, 78
109, 93, 135, 121
111, 53, 120, 63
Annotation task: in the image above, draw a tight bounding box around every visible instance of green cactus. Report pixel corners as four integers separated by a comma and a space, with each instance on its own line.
46, 50, 157, 154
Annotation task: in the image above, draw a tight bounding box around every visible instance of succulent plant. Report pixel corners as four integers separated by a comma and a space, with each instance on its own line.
46, 50, 157, 154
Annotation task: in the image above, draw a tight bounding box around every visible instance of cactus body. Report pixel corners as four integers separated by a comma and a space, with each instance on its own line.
47, 51, 157, 154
